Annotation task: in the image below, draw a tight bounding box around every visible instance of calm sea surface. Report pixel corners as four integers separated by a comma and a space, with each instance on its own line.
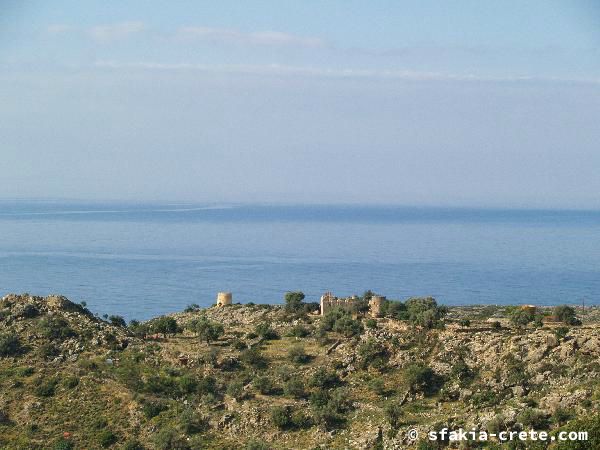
1, 201, 599, 320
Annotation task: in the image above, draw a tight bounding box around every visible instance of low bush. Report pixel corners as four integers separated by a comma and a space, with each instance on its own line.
122, 440, 146, 450
283, 378, 306, 399
288, 345, 310, 364
226, 379, 245, 400
517, 408, 549, 430
142, 400, 168, 419
309, 367, 340, 389
34, 377, 59, 397
97, 430, 118, 448
368, 377, 386, 396
153, 428, 190, 450
40, 317, 77, 341
179, 408, 207, 434
286, 324, 310, 338
64, 376, 79, 389
0, 334, 23, 357
254, 323, 279, 340
357, 339, 388, 370
21, 304, 39, 318
240, 347, 268, 369
253, 375, 275, 395
385, 401, 403, 430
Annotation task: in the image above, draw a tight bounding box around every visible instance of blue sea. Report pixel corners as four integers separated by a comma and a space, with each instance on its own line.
1, 200, 599, 320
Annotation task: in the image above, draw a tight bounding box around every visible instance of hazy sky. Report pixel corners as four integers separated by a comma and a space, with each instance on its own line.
2, 1, 600, 207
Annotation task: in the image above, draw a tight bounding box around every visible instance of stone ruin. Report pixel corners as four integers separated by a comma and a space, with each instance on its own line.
320, 292, 386, 318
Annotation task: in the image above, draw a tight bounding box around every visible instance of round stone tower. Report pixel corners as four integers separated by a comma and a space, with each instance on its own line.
216, 292, 232, 307
368, 295, 386, 317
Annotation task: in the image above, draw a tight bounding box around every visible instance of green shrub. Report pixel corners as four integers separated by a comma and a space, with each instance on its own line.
179, 408, 207, 434
142, 400, 168, 419
459, 319, 471, 327
109, 315, 127, 327
64, 376, 79, 389
517, 408, 549, 429
153, 428, 190, 450
310, 388, 352, 430
231, 338, 248, 350
287, 324, 310, 338
404, 364, 442, 395
405, 297, 447, 329
450, 360, 475, 386
226, 379, 245, 400
150, 316, 179, 336
309, 367, 340, 389
52, 439, 74, 450
197, 376, 218, 395
554, 305, 580, 325
35, 378, 58, 397
491, 321, 502, 330
98, 430, 118, 448
17, 366, 34, 377
271, 405, 293, 430
385, 401, 403, 429
39, 317, 77, 341
504, 354, 528, 386
368, 377, 386, 396
283, 378, 306, 399
332, 315, 364, 337
382, 300, 409, 320
254, 323, 279, 340
365, 318, 378, 329
38, 342, 59, 358
554, 326, 570, 341
552, 407, 573, 426
509, 307, 535, 326
245, 440, 270, 450
253, 375, 275, 395
357, 338, 388, 370
553, 414, 600, 449
184, 304, 200, 313
190, 317, 224, 344
21, 304, 39, 318
284, 291, 306, 314
319, 309, 346, 332
0, 334, 23, 357
240, 347, 268, 369
288, 345, 310, 364
121, 440, 145, 450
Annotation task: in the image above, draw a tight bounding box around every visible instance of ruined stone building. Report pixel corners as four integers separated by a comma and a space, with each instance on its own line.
320, 292, 386, 317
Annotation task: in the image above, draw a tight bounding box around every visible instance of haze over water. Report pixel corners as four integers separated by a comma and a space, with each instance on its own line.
1, 200, 599, 320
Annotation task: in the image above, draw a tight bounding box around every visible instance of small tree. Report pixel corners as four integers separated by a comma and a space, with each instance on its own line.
404, 364, 440, 395
405, 297, 447, 329
385, 401, 403, 430
554, 305, 579, 325
288, 345, 310, 364
109, 315, 126, 327
284, 291, 305, 314
193, 317, 224, 344
509, 308, 535, 327
152, 316, 179, 337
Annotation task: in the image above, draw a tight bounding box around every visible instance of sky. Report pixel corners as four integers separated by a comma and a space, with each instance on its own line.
1, 1, 600, 208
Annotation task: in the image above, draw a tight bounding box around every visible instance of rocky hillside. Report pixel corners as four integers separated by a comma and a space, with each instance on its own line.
0, 294, 599, 449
